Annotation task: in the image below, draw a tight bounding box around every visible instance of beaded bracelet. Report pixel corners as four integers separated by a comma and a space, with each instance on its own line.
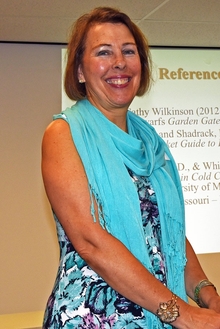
194, 279, 216, 307
156, 294, 180, 323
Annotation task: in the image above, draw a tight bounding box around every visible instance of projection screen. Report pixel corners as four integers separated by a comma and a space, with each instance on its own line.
62, 48, 220, 254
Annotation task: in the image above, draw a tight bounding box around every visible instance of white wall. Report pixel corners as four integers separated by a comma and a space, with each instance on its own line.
0, 43, 62, 314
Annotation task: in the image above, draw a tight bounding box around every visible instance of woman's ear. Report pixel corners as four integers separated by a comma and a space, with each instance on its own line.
77, 65, 86, 83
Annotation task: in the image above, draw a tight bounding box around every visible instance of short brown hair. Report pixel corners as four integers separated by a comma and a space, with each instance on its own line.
64, 7, 152, 101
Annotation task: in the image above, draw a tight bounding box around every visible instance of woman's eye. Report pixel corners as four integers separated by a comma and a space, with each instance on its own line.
123, 49, 136, 55
97, 50, 110, 56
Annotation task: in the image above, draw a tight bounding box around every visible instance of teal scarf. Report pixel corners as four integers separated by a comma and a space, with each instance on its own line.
54, 99, 187, 328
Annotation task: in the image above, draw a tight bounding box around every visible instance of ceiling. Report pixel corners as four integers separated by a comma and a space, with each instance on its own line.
1, 0, 220, 47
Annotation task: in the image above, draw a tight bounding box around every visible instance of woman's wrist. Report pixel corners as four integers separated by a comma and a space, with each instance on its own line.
194, 279, 217, 308
155, 293, 192, 328
156, 293, 180, 323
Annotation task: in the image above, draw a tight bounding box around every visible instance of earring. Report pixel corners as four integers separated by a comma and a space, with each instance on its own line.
79, 79, 84, 83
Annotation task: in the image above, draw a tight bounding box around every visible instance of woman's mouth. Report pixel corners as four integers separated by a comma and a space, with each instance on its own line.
106, 78, 130, 85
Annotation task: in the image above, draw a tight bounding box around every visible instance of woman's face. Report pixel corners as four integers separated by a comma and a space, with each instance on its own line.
78, 22, 141, 117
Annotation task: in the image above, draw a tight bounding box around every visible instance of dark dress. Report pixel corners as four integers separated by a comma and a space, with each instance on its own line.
43, 171, 167, 328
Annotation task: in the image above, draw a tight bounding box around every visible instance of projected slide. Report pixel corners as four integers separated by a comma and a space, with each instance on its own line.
62, 48, 220, 254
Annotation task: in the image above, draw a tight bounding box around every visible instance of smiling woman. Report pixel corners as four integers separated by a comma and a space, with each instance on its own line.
76, 22, 142, 128
64, 8, 152, 102
41, 6, 220, 329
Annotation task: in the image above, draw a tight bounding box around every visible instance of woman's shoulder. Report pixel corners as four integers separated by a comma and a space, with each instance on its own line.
43, 118, 70, 143
42, 117, 78, 163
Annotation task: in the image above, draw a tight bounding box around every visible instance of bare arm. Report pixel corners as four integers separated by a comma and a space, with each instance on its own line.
185, 238, 220, 312
41, 119, 220, 328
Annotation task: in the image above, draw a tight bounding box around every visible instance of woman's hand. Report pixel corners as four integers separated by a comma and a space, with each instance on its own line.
174, 304, 220, 329
189, 307, 220, 329
207, 295, 220, 314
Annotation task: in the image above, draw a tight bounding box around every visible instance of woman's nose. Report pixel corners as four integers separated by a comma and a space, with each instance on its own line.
113, 55, 126, 70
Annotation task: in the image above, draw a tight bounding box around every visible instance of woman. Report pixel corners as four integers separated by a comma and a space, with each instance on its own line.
42, 7, 220, 328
